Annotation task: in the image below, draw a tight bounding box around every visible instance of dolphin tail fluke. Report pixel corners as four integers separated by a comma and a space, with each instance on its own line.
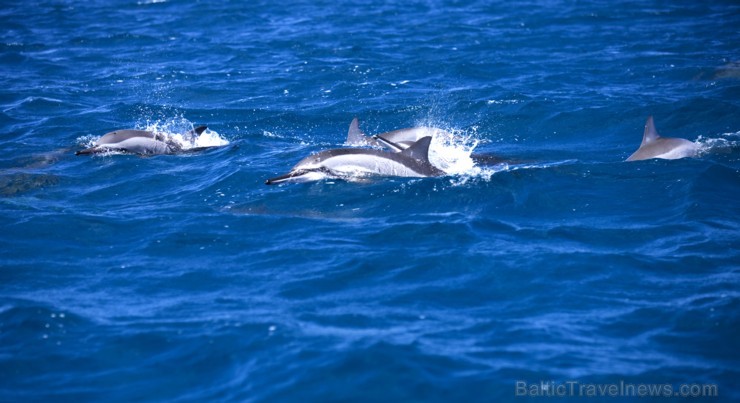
641, 116, 660, 146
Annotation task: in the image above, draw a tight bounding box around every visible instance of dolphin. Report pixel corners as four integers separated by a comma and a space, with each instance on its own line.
76, 126, 207, 156
348, 117, 510, 165
346, 117, 451, 151
626, 117, 699, 161
265, 136, 445, 185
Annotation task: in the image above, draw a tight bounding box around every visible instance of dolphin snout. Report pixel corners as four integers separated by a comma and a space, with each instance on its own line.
265, 171, 300, 185
265, 167, 332, 185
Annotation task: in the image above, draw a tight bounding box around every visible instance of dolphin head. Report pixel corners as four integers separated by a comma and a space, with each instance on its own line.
265, 149, 358, 185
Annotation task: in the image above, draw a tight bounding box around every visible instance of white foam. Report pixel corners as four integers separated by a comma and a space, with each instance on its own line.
427, 127, 478, 175
388, 121, 509, 182
76, 134, 98, 149
417, 120, 585, 185
141, 117, 229, 150
437, 126, 524, 184
77, 117, 229, 155
695, 134, 740, 157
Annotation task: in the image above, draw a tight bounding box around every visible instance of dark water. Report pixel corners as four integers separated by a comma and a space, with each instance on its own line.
1, 1, 739, 401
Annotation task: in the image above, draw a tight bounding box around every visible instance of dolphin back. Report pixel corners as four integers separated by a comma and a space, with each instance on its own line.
77, 136, 174, 155
97, 130, 155, 145
627, 116, 698, 161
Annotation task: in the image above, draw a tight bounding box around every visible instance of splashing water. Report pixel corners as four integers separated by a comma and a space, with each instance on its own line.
75, 116, 229, 153
696, 131, 740, 157
421, 123, 512, 182
428, 127, 478, 175
141, 117, 229, 150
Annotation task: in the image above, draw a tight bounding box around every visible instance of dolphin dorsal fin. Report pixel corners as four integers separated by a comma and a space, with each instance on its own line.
641, 116, 660, 146
193, 125, 207, 136
401, 136, 433, 161
346, 117, 368, 145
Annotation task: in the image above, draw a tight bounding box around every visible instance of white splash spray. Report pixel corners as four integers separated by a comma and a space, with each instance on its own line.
76, 116, 229, 155
415, 120, 511, 182
695, 130, 740, 157
141, 116, 229, 150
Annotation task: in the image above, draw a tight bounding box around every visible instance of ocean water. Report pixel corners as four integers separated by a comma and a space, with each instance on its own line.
1, 0, 739, 401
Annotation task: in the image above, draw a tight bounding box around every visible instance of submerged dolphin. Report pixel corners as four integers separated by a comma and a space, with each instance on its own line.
76, 126, 207, 156
626, 117, 699, 161
265, 136, 444, 185
346, 117, 451, 151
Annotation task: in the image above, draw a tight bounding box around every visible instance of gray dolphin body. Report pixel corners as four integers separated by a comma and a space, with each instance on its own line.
626, 117, 699, 161
76, 126, 207, 156
265, 136, 444, 185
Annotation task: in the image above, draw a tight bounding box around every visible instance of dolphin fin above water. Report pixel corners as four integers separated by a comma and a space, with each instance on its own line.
398, 135, 434, 161
346, 117, 383, 148
191, 125, 208, 136
626, 116, 699, 161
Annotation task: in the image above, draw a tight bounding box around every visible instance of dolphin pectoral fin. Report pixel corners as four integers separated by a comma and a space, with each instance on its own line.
373, 135, 404, 152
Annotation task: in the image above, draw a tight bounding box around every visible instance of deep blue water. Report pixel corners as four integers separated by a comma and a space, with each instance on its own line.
1, 0, 739, 401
